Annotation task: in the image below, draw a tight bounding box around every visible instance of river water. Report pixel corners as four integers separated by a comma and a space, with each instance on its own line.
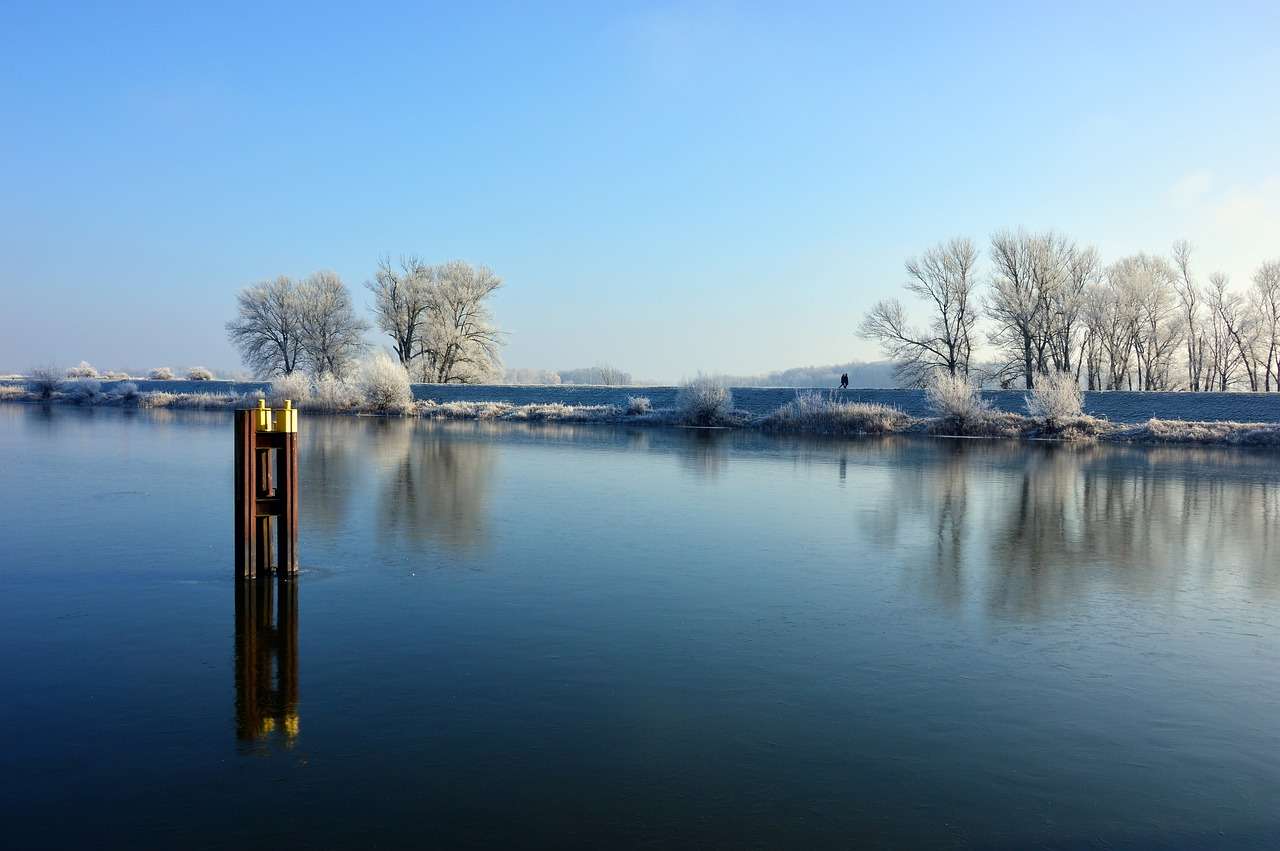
2, 405, 1277, 848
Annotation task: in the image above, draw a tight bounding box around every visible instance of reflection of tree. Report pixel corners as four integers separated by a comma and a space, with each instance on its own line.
301, 417, 360, 529
234, 580, 299, 746
377, 420, 496, 553
859, 440, 1280, 618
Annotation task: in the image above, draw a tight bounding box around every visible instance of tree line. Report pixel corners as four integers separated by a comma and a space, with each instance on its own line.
860, 230, 1280, 391
226, 257, 504, 382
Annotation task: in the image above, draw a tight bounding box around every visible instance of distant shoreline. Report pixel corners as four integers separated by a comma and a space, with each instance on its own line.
5, 381, 1280, 448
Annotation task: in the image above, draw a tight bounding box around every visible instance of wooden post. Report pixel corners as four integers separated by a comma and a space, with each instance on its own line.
234, 410, 256, 579
234, 401, 299, 579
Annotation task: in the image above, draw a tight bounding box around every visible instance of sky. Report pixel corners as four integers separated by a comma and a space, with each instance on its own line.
2, 1, 1278, 381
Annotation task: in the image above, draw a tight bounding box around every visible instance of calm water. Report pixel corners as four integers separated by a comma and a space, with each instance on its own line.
2, 405, 1278, 849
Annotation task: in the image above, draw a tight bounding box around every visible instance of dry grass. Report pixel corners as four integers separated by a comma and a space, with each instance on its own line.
415, 400, 627, 423
761, 393, 914, 436
926, 410, 1030, 438
1108, 418, 1280, 446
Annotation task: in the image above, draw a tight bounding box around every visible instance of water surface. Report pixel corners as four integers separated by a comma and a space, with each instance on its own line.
2, 406, 1277, 849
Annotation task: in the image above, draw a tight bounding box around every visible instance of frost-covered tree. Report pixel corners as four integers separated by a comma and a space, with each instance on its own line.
860, 237, 981, 386
226, 276, 306, 377
299, 271, 369, 377
985, 230, 1069, 389
1249, 259, 1280, 390
365, 256, 435, 369
415, 260, 504, 383
1172, 241, 1207, 391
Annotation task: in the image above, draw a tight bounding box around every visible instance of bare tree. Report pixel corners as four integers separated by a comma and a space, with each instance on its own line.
860, 237, 981, 386
1055, 243, 1100, 378
1207, 272, 1258, 390
226, 276, 306, 377
365, 256, 435, 369
1172, 241, 1206, 391
1109, 254, 1181, 390
416, 261, 504, 383
986, 230, 1070, 389
1250, 259, 1280, 390
299, 271, 369, 377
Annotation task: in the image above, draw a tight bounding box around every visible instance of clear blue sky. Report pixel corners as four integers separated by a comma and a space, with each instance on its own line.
2, 1, 1278, 380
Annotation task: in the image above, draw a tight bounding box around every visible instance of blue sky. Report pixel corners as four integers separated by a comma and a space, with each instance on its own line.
2, 1, 1278, 380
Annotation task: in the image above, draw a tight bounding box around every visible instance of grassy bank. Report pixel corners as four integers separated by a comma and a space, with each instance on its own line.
6, 379, 1280, 448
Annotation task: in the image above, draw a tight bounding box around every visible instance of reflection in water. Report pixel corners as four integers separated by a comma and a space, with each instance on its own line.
303, 417, 360, 529
376, 420, 496, 552
234, 580, 299, 745
850, 440, 1280, 616
676, 428, 730, 479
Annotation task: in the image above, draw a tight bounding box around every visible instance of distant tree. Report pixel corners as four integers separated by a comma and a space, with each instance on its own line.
365, 256, 435, 370
299, 271, 369, 377
559, 366, 634, 385
226, 276, 306, 377
860, 236, 981, 387
66, 361, 98, 378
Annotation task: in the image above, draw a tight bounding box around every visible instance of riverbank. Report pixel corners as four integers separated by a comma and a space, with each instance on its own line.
6, 384, 1280, 447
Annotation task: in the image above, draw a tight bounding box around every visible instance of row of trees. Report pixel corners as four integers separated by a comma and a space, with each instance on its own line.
860, 230, 1280, 391
226, 258, 504, 382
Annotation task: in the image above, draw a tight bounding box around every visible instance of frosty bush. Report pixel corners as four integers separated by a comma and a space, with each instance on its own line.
676, 376, 733, 426
269, 372, 312, 407
28, 367, 60, 399
148, 367, 174, 380
925, 372, 989, 423
66, 361, 98, 379
186, 366, 215, 381
762, 392, 912, 435
103, 371, 131, 380
65, 378, 103, 404
625, 395, 652, 415
311, 373, 361, 412
1026, 371, 1083, 426
359, 352, 412, 413
113, 382, 140, 403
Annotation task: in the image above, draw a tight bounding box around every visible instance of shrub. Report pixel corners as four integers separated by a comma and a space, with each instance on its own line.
311, 373, 361, 412
28, 367, 60, 399
65, 378, 104, 404
762, 392, 912, 435
359, 352, 412, 413
66, 361, 98, 379
103, 371, 131, 380
269, 372, 312, 408
148, 367, 175, 380
925, 372, 990, 423
625, 395, 652, 415
1026, 371, 1083, 426
113, 382, 140, 403
676, 375, 733, 426
186, 366, 215, 381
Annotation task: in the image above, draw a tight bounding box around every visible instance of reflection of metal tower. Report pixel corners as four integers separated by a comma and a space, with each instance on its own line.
234, 579, 299, 743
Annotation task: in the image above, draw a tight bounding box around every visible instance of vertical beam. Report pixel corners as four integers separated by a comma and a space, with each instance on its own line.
277, 575, 299, 739
277, 432, 299, 575
234, 410, 257, 579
